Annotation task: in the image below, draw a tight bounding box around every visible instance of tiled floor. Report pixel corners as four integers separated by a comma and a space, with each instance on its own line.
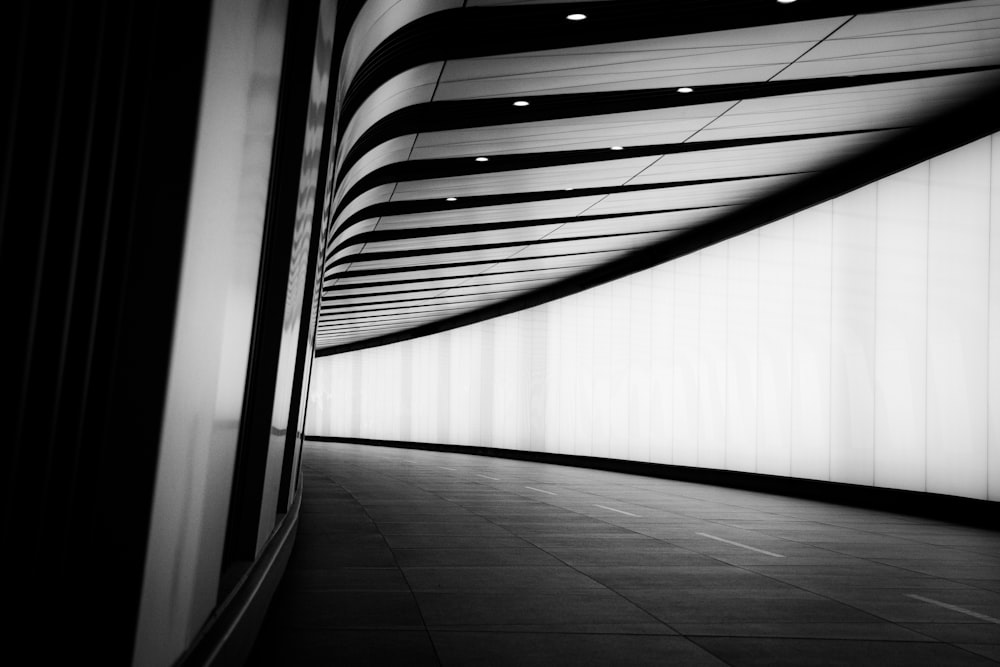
248, 441, 1000, 666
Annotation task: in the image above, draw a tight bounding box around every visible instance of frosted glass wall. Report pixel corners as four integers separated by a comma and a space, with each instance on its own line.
308, 134, 1000, 502
134, 0, 288, 664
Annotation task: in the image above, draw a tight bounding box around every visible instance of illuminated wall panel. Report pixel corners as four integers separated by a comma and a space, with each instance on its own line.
451, 325, 481, 447
566, 295, 587, 456
790, 204, 832, 481
630, 270, 654, 463
492, 314, 520, 450
308, 132, 1000, 501
478, 319, 496, 447
873, 164, 928, 492
383, 343, 405, 440
672, 254, 701, 466
926, 140, 991, 499
400, 342, 414, 440
698, 244, 728, 470
591, 286, 614, 460
411, 335, 438, 443
991, 136, 1000, 501
756, 218, 794, 477
608, 280, 632, 460
649, 262, 676, 465
724, 234, 759, 473
829, 187, 877, 486
436, 332, 452, 444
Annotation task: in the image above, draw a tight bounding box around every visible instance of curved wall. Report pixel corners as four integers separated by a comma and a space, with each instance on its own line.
133, 0, 338, 664
132, 0, 289, 663
308, 132, 1000, 502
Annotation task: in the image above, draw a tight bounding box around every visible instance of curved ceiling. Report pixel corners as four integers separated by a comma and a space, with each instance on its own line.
317, 0, 1000, 355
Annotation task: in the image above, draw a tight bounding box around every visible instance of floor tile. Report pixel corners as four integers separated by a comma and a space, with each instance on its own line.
617, 587, 883, 624
384, 534, 533, 549
671, 621, 931, 641
959, 644, 1000, 661
414, 589, 662, 628
431, 632, 724, 667
268, 590, 425, 629
402, 565, 604, 592
249, 629, 439, 666
250, 443, 1000, 666
278, 567, 411, 592
691, 637, 999, 666
375, 521, 514, 537
392, 547, 563, 567
901, 622, 1000, 643
573, 565, 773, 589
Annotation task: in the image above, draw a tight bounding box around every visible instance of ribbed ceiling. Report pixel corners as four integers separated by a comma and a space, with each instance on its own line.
318, 0, 1000, 354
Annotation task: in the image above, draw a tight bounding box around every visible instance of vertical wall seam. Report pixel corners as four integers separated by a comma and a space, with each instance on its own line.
789, 219, 795, 477
872, 182, 879, 487
696, 252, 702, 466
724, 240, 731, 470
924, 156, 932, 493
626, 279, 633, 461
756, 230, 762, 473
695, 254, 701, 466
671, 262, 677, 464
828, 203, 835, 482
987, 134, 994, 499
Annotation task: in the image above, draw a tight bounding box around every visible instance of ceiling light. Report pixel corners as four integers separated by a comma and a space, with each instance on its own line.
445, 197, 457, 201
610, 146, 624, 151
566, 13, 587, 21
513, 100, 530, 107
777, 0, 796, 3
475, 156, 489, 162
678, 87, 693, 93
564, 187, 575, 191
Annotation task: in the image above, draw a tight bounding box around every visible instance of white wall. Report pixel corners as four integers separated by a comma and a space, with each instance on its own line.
308, 133, 1000, 502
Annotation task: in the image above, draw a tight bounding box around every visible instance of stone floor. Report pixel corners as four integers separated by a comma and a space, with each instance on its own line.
248, 440, 1000, 666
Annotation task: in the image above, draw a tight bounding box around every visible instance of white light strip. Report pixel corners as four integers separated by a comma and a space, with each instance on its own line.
907, 595, 1000, 624
594, 504, 641, 517
696, 532, 785, 557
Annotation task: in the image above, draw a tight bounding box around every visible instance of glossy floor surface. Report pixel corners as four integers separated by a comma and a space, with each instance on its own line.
248, 441, 1000, 666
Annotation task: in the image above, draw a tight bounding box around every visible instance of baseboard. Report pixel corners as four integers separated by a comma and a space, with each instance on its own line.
175, 486, 302, 667
306, 435, 998, 530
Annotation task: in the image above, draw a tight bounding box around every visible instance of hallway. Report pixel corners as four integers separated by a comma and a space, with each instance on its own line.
249, 441, 1000, 666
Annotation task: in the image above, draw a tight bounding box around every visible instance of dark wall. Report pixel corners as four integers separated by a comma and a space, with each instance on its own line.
2, 0, 211, 660
222, 0, 336, 569
2, 0, 347, 662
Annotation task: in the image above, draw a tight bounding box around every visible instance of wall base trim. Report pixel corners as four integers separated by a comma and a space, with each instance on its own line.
307, 436, 998, 530
174, 486, 302, 667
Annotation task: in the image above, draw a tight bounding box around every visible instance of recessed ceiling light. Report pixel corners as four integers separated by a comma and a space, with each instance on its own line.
513, 100, 530, 107
475, 156, 489, 162
777, 0, 796, 3
678, 87, 693, 93
610, 146, 624, 151
566, 13, 587, 21
445, 197, 457, 201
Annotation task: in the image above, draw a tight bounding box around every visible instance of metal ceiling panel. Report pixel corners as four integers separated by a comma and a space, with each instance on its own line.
389, 157, 659, 201
363, 197, 607, 231
317, 0, 1000, 355
409, 104, 736, 158
434, 19, 848, 100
